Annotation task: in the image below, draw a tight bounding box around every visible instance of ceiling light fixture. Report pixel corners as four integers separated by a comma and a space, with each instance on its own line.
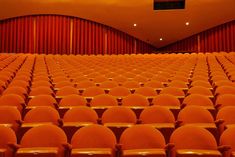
160, 38, 163, 41
185, 22, 190, 26
133, 23, 137, 27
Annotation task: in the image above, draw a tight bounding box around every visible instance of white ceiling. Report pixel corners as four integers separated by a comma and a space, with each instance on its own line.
0, 0, 235, 48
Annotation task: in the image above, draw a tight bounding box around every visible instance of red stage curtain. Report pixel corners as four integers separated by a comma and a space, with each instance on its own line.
0, 15, 156, 54
160, 20, 235, 52
0, 16, 34, 53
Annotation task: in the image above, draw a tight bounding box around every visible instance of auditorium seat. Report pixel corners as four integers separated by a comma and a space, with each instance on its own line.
56, 86, 79, 98
119, 125, 168, 157
31, 80, 53, 89
144, 80, 164, 91
139, 106, 175, 142
3, 87, 28, 100
0, 94, 25, 112
215, 94, 235, 109
70, 124, 117, 157
219, 127, 235, 157
58, 94, 87, 115
182, 94, 215, 114
160, 87, 185, 99
187, 86, 214, 98
216, 106, 235, 133
215, 86, 235, 97
27, 95, 57, 110
90, 94, 118, 117
0, 106, 22, 131
152, 94, 181, 118
169, 125, 222, 157
62, 106, 98, 142
29, 86, 54, 97
0, 126, 17, 157
122, 94, 149, 117
109, 86, 131, 100
16, 125, 68, 157
102, 106, 137, 141
177, 105, 219, 140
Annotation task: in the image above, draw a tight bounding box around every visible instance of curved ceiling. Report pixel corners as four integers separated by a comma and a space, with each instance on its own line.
0, 0, 235, 48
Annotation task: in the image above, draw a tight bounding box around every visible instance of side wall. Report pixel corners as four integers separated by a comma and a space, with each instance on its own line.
159, 20, 235, 52
0, 15, 156, 54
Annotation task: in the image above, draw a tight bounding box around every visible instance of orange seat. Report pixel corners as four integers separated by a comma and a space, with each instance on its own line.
134, 87, 158, 97
17, 125, 68, 157
56, 86, 79, 97
29, 86, 54, 97
62, 107, 98, 141
216, 106, 235, 133
102, 106, 137, 141
120, 125, 167, 157
152, 94, 181, 117
215, 94, 235, 109
27, 95, 57, 109
0, 106, 21, 131
0, 126, 17, 157
3, 86, 28, 99
160, 87, 185, 98
187, 86, 213, 97
170, 126, 221, 157
82, 87, 105, 98
109, 86, 131, 98
71, 125, 117, 157
139, 106, 175, 142
0, 94, 25, 112
219, 127, 235, 157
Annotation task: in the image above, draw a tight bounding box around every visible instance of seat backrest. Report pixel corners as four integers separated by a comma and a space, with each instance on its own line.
187, 86, 213, 96
99, 81, 119, 89
216, 106, 235, 125
120, 125, 165, 150
82, 87, 105, 97
122, 81, 141, 89
140, 106, 175, 123
134, 87, 158, 96
160, 87, 185, 97
71, 124, 116, 148
152, 94, 180, 106
177, 106, 214, 124
24, 106, 60, 125
56, 86, 78, 96
90, 94, 118, 106
216, 94, 235, 109
144, 81, 164, 88
109, 86, 131, 97
27, 95, 57, 108
0, 94, 25, 111
30, 86, 54, 96
59, 94, 87, 106
21, 125, 67, 148
0, 106, 21, 130
183, 94, 213, 107
220, 127, 235, 152
215, 86, 235, 96
170, 125, 217, 150
102, 106, 137, 123
122, 94, 149, 106
0, 126, 17, 151
63, 107, 98, 123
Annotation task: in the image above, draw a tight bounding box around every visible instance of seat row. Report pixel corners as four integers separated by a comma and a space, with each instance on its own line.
1, 124, 235, 157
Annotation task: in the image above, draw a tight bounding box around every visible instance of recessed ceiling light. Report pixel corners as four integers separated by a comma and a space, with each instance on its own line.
185, 22, 190, 26
160, 38, 163, 41
133, 23, 137, 27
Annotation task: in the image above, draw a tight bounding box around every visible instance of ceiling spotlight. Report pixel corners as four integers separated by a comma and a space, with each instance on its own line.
185, 22, 190, 26
133, 23, 137, 27
160, 38, 163, 41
